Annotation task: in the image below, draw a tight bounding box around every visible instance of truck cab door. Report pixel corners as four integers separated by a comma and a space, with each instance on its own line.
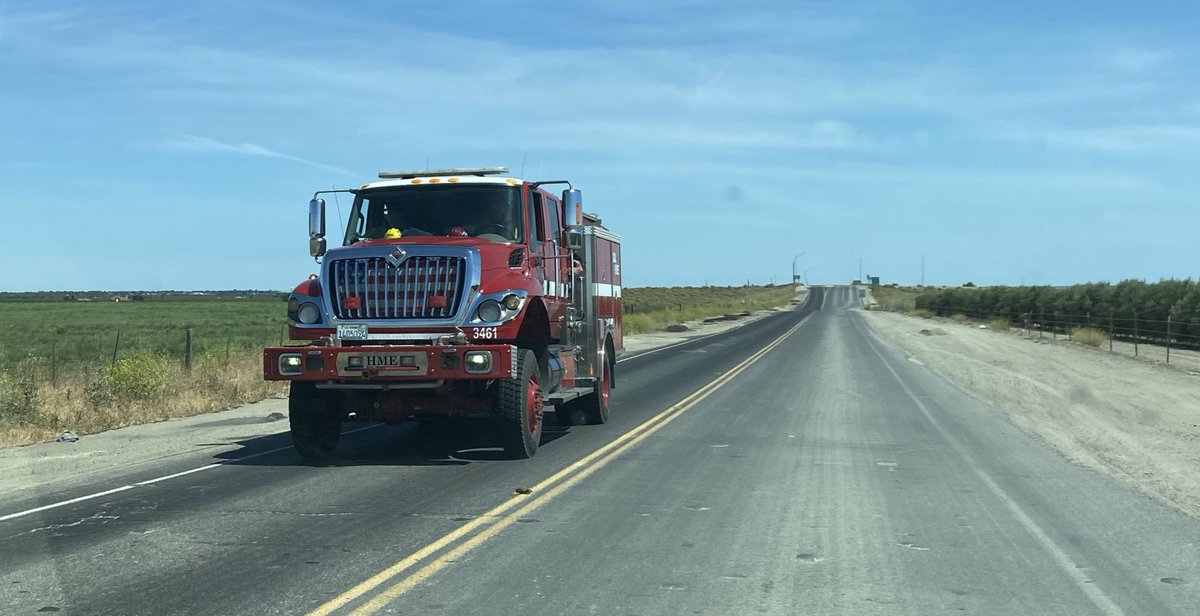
529, 190, 568, 335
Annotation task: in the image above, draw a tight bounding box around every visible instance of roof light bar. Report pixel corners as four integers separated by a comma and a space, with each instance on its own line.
378, 167, 509, 179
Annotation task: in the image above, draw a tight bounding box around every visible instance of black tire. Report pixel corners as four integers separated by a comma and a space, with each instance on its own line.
580, 355, 612, 425
496, 349, 543, 459
289, 382, 343, 464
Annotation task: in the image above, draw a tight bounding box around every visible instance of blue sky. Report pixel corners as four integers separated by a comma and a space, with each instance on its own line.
2, 0, 1198, 290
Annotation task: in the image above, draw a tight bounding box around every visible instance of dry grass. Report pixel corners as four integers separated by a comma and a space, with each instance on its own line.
1071, 327, 1109, 348
623, 285, 797, 335
987, 317, 1011, 332
0, 352, 286, 448
869, 285, 924, 312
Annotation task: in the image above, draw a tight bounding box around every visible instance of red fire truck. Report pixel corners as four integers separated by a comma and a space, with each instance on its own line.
263, 167, 622, 461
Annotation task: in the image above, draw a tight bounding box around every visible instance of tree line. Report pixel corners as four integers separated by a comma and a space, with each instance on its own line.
913, 279, 1200, 343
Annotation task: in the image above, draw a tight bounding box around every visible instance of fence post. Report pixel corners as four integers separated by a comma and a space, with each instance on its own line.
1053, 311, 1058, 340
1133, 310, 1139, 357
185, 328, 194, 372
1039, 309, 1045, 338
1108, 311, 1113, 352
51, 341, 57, 386
1167, 315, 1172, 364
111, 330, 122, 367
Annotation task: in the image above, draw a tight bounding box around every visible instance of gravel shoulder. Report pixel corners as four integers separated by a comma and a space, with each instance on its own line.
0, 287, 810, 502
861, 309, 1200, 519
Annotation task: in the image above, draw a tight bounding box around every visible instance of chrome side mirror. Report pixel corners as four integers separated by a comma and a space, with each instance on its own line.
309, 198, 326, 238
563, 188, 582, 225
309, 198, 326, 257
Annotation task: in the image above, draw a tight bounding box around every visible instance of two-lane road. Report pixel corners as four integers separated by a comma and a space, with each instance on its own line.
3, 287, 1198, 615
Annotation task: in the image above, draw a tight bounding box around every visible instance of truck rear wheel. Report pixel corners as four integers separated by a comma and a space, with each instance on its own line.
497, 349, 543, 459
579, 356, 612, 425
289, 382, 343, 464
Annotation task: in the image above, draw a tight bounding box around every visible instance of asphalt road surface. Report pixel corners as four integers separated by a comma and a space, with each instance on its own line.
3, 286, 1199, 615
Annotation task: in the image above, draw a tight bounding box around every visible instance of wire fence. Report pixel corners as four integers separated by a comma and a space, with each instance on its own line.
918, 306, 1199, 364
4, 324, 292, 387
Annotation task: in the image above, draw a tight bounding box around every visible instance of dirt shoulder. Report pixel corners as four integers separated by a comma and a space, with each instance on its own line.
861, 310, 1200, 519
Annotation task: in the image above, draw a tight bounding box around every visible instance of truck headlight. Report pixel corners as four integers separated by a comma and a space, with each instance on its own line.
476, 299, 502, 323
502, 293, 521, 310
297, 302, 321, 324
279, 353, 303, 375
464, 351, 492, 373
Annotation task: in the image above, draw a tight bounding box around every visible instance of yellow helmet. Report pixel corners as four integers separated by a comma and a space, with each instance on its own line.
384, 227, 403, 239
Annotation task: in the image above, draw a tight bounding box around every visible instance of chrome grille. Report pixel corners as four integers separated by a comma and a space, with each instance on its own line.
329, 255, 466, 320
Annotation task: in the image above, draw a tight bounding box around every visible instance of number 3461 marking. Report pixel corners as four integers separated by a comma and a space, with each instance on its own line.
472, 327, 497, 340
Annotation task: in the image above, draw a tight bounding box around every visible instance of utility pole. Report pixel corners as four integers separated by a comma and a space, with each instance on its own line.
792, 252, 806, 284
858, 257, 863, 282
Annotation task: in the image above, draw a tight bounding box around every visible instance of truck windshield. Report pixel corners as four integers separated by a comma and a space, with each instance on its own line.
343, 185, 523, 244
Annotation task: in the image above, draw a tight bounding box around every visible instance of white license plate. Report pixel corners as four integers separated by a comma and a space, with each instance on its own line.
337, 324, 368, 340
357, 353, 418, 369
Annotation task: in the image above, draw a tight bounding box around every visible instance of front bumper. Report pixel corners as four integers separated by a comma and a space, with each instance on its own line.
263, 344, 517, 382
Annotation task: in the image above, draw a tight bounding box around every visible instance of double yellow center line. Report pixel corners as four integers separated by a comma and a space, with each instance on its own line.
309, 311, 815, 616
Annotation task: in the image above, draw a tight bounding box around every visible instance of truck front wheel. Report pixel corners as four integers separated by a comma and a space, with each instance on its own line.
289, 382, 343, 464
496, 349, 543, 459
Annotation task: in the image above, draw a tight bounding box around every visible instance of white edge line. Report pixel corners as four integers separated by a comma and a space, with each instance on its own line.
0, 485, 136, 523
618, 333, 723, 363
851, 313, 1125, 616
0, 423, 384, 524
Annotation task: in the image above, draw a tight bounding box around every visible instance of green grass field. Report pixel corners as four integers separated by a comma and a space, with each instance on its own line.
0, 295, 288, 372
0, 294, 290, 446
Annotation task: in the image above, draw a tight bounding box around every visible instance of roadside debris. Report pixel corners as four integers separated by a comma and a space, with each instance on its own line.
56, 431, 79, 443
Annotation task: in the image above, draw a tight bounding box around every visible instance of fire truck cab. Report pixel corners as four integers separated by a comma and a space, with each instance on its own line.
263, 167, 622, 462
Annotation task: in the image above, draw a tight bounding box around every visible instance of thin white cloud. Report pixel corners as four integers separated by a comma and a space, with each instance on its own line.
164, 134, 355, 176
993, 124, 1200, 153
1104, 47, 1172, 72
0, 8, 76, 41
518, 118, 877, 152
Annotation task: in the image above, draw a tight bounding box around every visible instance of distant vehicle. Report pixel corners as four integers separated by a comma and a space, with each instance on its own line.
263, 167, 622, 461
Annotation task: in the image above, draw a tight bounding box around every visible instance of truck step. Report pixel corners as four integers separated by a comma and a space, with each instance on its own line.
547, 386, 594, 405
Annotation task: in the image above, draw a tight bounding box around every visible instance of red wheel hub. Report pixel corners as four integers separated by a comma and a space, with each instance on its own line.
527, 374, 543, 435
600, 362, 611, 406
